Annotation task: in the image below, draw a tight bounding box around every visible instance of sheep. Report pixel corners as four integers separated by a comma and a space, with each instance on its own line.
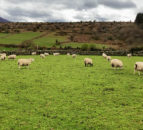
111, 59, 123, 69
134, 62, 143, 75
84, 58, 93, 67
0, 54, 6, 60
127, 53, 132, 57
18, 58, 34, 69
72, 54, 77, 58
106, 56, 111, 61
40, 54, 45, 58
44, 53, 49, 56
67, 53, 70, 56
8, 54, 16, 59
102, 53, 107, 59
53, 53, 60, 56
0, 53, 6, 56
32, 52, 36, 55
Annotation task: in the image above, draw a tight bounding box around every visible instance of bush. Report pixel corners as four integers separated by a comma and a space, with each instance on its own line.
81, 44, 88, 51
89, 44, 96, 51
135, 13, 143, 25
20, 40, 35, 50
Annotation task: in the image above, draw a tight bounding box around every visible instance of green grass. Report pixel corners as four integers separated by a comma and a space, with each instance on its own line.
0, 55, 143, 129
34, 33, 68, 47
61, 42, 109, 49
0, 47, 18, 51
0, 32, 41, 44
0, 33, 10, 38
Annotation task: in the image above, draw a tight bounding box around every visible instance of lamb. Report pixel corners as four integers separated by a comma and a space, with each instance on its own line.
0, 54, 6, 60
72, 54, 77, 58
106, 56, 111, 61
18, 58, 34, 69
32, 52, 36, 55
84, 58, 93, 67
67, 53, 70, 56
53, 53, 60, 56
40, 54, 45, 58
127, 53, 132, 57
102, 53, 107, 59
8, 54, 16, 59
134, 62, 143, 75
111, 59, 123, 69
44, 53, 49, 56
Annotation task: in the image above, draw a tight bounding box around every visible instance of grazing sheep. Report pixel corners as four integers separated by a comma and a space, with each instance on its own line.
111, 59, 123, 69
102, 53, 107, 59
40, 54, 45, 58
0, 54, 6, 60
127, 53, 132, 57
67, 53, 70, 56
44, 53, 49, 56
72, 54, 76, 58
0, 53, 6, 56
134, 62, 143, 75
84, 58, 93, 67
106, 56, 111, 61
32, 52, 36, 55
18, 58, 34, 69
8, 54, 16, 59
53, 53, 60, 56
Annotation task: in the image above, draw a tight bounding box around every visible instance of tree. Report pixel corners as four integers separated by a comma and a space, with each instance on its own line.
135, 13, 143, 25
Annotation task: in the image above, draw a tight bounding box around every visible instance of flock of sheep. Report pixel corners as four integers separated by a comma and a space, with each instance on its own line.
0, 52, 143, 75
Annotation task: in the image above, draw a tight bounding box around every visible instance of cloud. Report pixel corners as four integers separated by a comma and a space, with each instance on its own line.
0, 0, 139, 22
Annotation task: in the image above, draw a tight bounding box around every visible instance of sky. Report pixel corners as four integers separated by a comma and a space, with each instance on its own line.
0, 0, 142, 22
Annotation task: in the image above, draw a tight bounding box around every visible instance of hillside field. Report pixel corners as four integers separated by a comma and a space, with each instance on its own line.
0, 55, 143, 129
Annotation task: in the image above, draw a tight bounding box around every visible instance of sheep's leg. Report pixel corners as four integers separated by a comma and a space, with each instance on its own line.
138, 71, 140, 76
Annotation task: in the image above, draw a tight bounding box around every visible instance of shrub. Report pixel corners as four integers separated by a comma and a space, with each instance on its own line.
20, 40, 35, 50
135, 13, 143, 25
89, 44, 96, 51
81, 44, 88, 51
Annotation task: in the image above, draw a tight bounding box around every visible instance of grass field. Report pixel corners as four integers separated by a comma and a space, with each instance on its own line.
0, 32, 41, 44
0, 55, 143, 129
34, 33, 68, 47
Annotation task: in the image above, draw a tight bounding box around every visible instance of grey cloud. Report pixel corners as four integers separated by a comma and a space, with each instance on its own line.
99, 0, 136, 9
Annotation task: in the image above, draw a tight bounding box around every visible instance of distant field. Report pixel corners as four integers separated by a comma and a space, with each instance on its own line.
0, 32, 41, 44
0, 55, 143, 129
34, 33, 68, 47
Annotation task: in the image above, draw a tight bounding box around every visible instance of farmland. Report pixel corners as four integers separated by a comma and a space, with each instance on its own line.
0, 55, 143, 129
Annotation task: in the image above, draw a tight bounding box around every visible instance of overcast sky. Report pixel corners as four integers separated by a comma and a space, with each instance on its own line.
0, 0, 142, 22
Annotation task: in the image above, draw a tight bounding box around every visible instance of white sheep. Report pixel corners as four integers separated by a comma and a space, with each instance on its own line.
67, 53, 70, 56
0, 54, 6, 60
8, 54, 16, 59
53, 53, 60, 56
111, 59, 123, 69
127, 53, 132, 57
134, 62, 143, 75
40, 54, 45, 58
44, 53, 49, 56
84, 58, 93, 67
32, 52, 36, 55
106, 56, 111, 61
72, 54, 77, 58
18, 58, 34, 69
102, 53, 107, 59
0, 53, 6, 56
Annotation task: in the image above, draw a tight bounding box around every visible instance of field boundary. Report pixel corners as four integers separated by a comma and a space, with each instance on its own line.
0, 50, 143, 56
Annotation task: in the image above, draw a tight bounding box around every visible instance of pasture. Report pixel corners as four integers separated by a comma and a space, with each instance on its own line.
0, 55, 143, 129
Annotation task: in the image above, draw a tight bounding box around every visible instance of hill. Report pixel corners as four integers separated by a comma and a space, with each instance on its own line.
0, 17, 10, 22
0, 22, 143, 51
